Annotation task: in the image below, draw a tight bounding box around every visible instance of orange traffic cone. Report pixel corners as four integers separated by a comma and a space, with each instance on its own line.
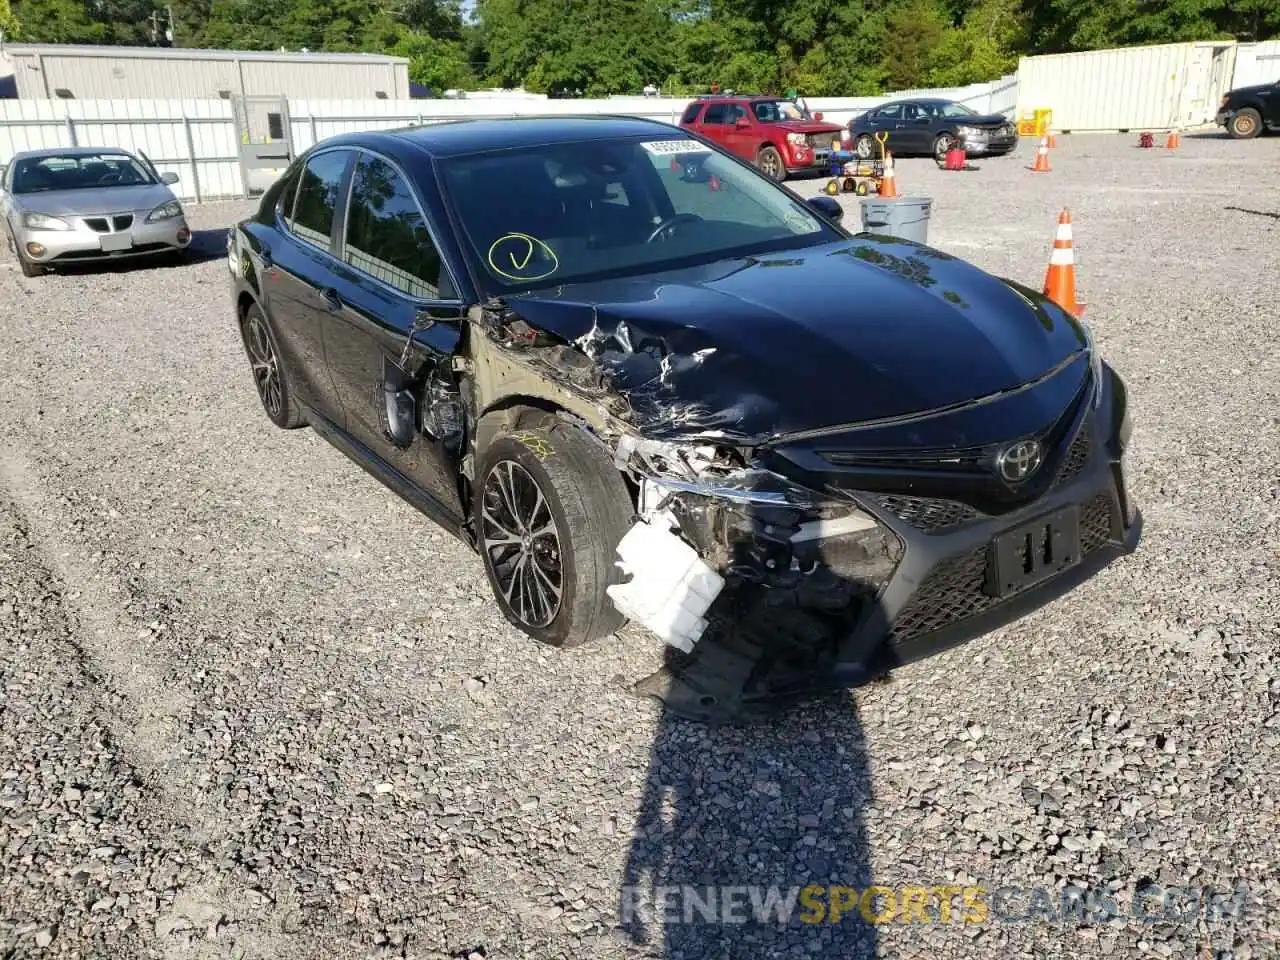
1031, 136, 1052, 173
878, 151, 900, 198
1043, 208, 1083, 317
1047, 130, 1058, 148
1165, 128, 1180, 149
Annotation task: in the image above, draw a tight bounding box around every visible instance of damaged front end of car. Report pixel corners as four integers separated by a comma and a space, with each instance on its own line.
609, 438, 910, 719
463, 297, 917, 720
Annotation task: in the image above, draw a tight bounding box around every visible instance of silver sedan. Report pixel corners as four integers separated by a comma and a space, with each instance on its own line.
1, 146, 192, 276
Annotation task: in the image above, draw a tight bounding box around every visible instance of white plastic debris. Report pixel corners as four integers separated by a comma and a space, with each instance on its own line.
606, 512, 725, 653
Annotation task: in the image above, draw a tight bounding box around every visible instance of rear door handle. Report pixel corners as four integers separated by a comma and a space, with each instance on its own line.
320, 287, 342, 311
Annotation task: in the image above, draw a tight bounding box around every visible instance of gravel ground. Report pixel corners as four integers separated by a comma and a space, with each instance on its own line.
1, 131, 1277, 960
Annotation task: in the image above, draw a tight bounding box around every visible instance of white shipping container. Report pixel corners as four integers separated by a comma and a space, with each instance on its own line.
1231, 41, 1280, 89
1017, 42, 1237, 132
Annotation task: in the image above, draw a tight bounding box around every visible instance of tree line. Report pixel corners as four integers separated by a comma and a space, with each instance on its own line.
5, 0, 1278, 97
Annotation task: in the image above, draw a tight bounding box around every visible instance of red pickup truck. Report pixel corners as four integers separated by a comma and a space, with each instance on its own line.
678, 96, 845, 181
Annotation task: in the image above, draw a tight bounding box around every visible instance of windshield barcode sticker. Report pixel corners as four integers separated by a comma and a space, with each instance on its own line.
643, 139, 712, 155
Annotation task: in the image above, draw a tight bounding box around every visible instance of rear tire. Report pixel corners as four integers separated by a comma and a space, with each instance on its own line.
239, 303, 305, 429
1228, 108, 1261, 139
855, 134, 875, 160
756, 145, 785, 181
475, 415, 634, 648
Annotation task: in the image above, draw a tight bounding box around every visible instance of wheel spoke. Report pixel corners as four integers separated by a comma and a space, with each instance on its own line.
496, 462, 522, 530
529, 558, 561, 606
481, 506, 523, 551
527, 486, 550, 531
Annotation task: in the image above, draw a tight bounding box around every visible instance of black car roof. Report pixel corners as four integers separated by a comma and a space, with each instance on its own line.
317, 115, 680, 160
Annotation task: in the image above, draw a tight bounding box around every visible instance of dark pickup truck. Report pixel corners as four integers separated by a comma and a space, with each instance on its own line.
1216, 80, 1279, 139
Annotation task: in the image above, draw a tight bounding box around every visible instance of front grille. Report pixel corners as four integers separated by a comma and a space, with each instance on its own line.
888, 493, 1117, 644
808, 133, 835, 150
888, 547, 992, 644
1080, 493, 1115, 553
822, 446, 988, 471
1054, 421, 1092, 488
876, 495, 979, 533
83, 215, 134, 233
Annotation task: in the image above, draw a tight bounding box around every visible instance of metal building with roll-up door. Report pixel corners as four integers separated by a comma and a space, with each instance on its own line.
2, 44, 409, 102
2, 43, 410, 194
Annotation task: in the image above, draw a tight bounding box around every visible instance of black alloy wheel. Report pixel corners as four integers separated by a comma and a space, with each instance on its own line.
480, 459, 564, 629
241, 304, 304, 429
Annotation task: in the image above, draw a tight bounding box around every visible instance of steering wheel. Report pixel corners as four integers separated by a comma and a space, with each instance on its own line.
99, 172, 123, 184
645, 213, 703, 244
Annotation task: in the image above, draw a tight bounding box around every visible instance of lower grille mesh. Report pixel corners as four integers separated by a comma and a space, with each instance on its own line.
888, 494, 1116, 645
876, 495, 979, 533
1054, 421, 1092, 488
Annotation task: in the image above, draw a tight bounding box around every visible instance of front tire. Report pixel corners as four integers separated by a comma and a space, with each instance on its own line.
1228, 108, 1261, 139
934, 133, 956, 163
240, 303, 305, 429
756, 145, 785, 181
475, 416, 634, 647
6, 226, 43, 278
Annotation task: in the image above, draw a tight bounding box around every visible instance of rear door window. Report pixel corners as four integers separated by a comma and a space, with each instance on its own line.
291, 150, 352, 250
702, 103, 729, 125
342, 153, 444, 300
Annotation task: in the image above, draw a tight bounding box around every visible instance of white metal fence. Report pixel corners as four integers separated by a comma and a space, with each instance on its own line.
0, 36, 1271, 203
0, 79, 1020, 202
0, 98, 240, 201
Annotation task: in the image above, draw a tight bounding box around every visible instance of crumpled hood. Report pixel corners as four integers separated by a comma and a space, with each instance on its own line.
12, 183, 177, 217
507, 235, 1089, 442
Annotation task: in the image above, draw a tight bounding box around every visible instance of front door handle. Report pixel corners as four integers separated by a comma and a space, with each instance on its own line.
320, 287, 342, 311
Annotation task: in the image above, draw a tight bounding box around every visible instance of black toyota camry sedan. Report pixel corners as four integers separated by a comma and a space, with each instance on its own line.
227, 116, 1139, 718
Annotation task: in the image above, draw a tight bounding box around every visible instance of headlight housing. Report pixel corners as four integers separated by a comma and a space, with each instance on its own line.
146, 200, 184, 222
24, 212, 71, 231
786, 132, 807, 146
955, 125, 986, 138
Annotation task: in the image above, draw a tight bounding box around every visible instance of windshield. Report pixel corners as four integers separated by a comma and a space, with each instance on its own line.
439, 137, 837, 293
752, 100, 812, 123
10, 153, 155, 194
940, 103, 978, 118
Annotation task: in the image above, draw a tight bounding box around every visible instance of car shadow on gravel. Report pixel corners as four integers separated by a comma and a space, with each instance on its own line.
619, 695, 878, 956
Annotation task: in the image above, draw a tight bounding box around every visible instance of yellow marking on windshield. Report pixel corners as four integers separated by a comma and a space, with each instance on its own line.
487, 232, 559, 282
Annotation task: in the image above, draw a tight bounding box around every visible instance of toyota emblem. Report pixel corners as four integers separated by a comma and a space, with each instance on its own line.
997, 439, 1043, 483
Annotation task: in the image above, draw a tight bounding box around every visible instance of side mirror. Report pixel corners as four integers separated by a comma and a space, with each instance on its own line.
806, 195, 843, 223
161, 171, 180, 185
814, 112, 824, 121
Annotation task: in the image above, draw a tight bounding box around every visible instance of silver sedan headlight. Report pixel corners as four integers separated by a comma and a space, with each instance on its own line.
146, 200, 184, 222
24, 212, 72, 231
